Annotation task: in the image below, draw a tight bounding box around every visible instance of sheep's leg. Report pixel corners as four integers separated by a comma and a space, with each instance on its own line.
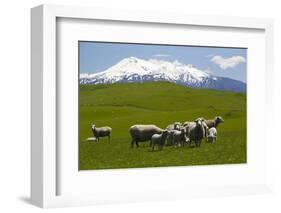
135, 141, 139, 148
188, 139, 192, 147
131, 139, 135, 148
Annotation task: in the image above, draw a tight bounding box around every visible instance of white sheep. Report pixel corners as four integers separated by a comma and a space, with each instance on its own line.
166, 122, 182, 131
204, 116, 224, 128
206, 127, 217, 143
129, 124, 163, 148
172, 128, 188, 147
151, 130, 169, 151
185, 118, 205, 147
91, 124, 112, 142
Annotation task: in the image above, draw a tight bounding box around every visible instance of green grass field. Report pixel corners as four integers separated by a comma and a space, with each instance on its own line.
79, 82, 246, 170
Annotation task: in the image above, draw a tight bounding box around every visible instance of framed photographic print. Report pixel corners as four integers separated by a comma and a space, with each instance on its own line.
31, 4, 274, 208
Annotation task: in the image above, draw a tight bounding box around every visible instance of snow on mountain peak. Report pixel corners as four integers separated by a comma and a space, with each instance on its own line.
79, 56, 246, 92
80, 57, 211, 84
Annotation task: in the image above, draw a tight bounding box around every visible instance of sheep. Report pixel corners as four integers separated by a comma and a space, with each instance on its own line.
91, 124, 112, 142
183, 121, 190, 127
129, 124, 163, 148
151, 130, 169, 151
185, 118, 205, 147
206, 127, 217, 143
172, 128, 188, 147
166, 130, 176, 146
184, 119, 208, 141
204, 116, 224, 128
200, 118, 209, 141
165, 122, 182, 146
166, 122, 182, 131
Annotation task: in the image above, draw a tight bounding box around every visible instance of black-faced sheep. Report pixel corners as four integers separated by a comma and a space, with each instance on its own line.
172, 128, 188, 147
151, 130, 169, 151
185, 118, 205, 147
206, 127, 217, 143
204, 116, 224, 128
91, 124, 112, 142
129, 124, 163, 148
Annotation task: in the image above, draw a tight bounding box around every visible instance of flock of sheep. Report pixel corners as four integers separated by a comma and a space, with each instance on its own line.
90, 116, 224, 151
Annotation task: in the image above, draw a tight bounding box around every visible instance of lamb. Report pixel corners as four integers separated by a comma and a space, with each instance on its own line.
206, 127, 217, 143
129, 124, 163, 148
151, 130, 169, 151
204, 116, 224, 128
185, 118, 205, 147
91, 124, 112, 142
172, 128, 188, 147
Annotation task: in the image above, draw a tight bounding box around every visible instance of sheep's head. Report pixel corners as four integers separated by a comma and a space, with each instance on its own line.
162, 130, 169, 139
174, 122, 181, 130
91, 123, 96, 129
215, 116, 224, 124
194, 118, 202, 126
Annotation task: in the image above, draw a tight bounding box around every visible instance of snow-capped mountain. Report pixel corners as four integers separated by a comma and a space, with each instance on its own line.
80, 57, 246, 92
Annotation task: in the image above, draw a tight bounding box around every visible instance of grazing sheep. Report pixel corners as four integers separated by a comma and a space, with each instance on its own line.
166, 122, 182, 131
91, 124, 112, 142
204, 116, 224, 128
172, 128, 188, 147
129, 124, 163, 148
151, 130, 169, 151
206, 127, 217, 143
185, 118, 205, 147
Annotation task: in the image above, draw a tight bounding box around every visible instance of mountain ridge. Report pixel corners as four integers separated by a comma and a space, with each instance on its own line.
80, 56, 246, 92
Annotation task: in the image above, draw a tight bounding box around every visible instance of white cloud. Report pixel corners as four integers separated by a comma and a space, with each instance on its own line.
152, 54, 170, 58
210, 55, 246, 70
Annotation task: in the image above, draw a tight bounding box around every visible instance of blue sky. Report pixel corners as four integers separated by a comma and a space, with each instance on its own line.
79, 41, 247, 83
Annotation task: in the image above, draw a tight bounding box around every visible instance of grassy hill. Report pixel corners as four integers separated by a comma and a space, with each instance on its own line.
79, 82, 246, 170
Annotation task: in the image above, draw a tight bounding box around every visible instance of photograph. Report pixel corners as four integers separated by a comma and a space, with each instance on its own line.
79, 41, 247, 170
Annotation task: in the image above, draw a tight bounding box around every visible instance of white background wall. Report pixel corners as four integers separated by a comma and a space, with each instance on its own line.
0, 0, 281, 212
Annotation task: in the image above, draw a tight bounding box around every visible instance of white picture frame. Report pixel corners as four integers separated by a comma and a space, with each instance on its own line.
31, 4, 274, 208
